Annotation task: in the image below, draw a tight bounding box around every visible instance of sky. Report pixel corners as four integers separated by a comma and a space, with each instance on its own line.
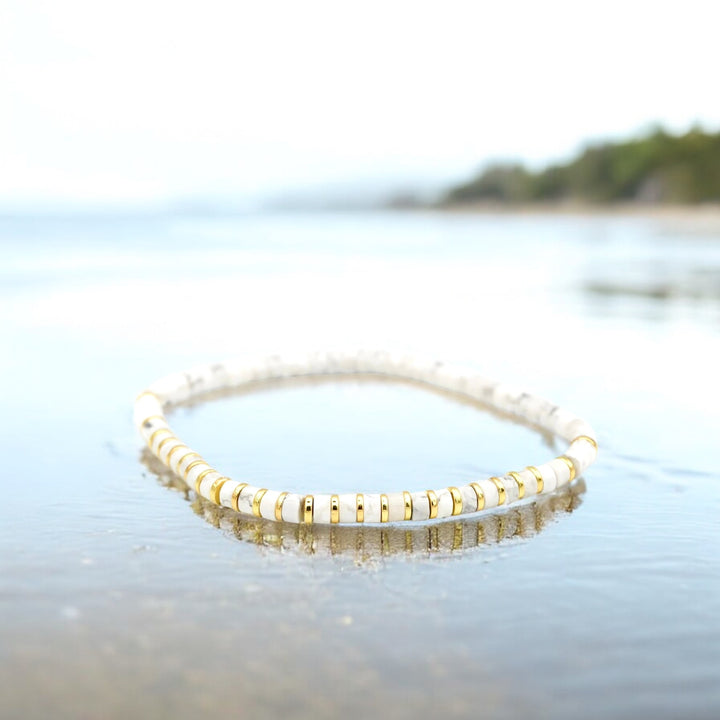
1, 0, 719, 207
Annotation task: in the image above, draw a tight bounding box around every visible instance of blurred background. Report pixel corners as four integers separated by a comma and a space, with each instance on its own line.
2, 2, 719, 719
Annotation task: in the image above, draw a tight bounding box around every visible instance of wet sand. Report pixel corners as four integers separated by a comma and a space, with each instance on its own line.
1, 210, 719, 719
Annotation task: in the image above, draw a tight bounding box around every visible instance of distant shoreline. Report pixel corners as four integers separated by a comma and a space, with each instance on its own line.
401, 201, 720, 231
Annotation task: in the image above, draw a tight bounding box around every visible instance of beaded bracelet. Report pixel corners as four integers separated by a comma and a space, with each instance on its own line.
134, 351, 598, 525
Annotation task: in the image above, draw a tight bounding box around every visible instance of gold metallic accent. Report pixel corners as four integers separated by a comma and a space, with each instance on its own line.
252, 488, 268, 517
507, 471, 524, 499
452, 523, 463, 550
526, 465, 544, 493
275, 492, 288, 521
135, 390, 159, 403
403, 491, 413, 520
156, 435, 177, 456
380, 494, 389, 523
356, 494, 364, 523
490, 476, 506, 505
558, 456, 576, 482
330, 495, 340, 524
574, 435, 598, 451
209, 477, 229, 504
183, 459, 205, 480
427, 490, 438, 519
194, 468, 215, 494
449, 486, 463, 516
167, 444, 187, 462
140, 414, 166, 429
175, 451, 200, 471
470, 482, 485, 511
303, 495, 314, 524
231, 483, 249, 512
147, 427, 172, 449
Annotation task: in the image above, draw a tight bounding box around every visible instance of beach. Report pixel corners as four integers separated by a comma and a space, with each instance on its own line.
1, 208, 719, 719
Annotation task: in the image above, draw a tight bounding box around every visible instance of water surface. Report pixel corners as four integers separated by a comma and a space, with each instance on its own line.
1, 210, 718, 719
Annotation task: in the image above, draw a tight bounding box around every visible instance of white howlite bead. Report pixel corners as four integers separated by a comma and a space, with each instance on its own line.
460, 485, 478, 514
260, 489, 281, 519
363, 494, 381, 523
313, 494, 332, 524
534, 399, 558, 426
139, 416, 169, 442
147, 372, 192, 404
550, 458, 572, 487
464, 375, 497, 403
223, 360, 256, 388
549, 409, 581, 438
236, 485, 258, 515
387, 492, 406, 522
501, 475, 520, 504
282, 493, 303, 523
566, 440, 597, 474
534, 403, 560, 431
411, 491, 430, 521
149, 430, 175, 454
158, 438, 185, 464
436, 489, 454, 518
517, 468, 538, 496
186, 362, 231, 395
134, 394, 164, 427
559, 419, 597, 443
175, 451, 200, 476
183, 364, 212, 395
477, 479, 500, 509
537, 463, 558, 493
338, 494, 357, 524
492, 384, 524, 413
219, 480, 240, 509
198, 471, 222, 499
186, 463, 213, 489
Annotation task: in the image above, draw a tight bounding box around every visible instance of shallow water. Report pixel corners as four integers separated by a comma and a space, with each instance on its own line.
1, 210, 719, 719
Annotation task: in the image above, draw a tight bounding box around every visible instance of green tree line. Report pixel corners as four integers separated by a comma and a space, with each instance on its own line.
443, 127, 720, 205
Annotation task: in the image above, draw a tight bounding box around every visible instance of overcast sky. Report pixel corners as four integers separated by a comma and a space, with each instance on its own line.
1, 0, 718, 206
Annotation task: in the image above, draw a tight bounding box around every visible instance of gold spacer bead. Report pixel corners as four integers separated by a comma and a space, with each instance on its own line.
558, 456, 576, 482
427, 490, 438, 519
147, 427, 172, 449
252, 488, 268, 517
175, 451, 200, 473
489, 477, 506, 505
209, 477, 229, 505
574, 435, 598, 451
526, 465, 544, 493
303, 495, 314, 524
231, 483, 249, 512
470, 482, 485, 511
449, 486, 463, 516
380, 494, 389, 523
330, 494, 340, 524
403, 491, 413, 521
183, 459, 205, 480
356, 494, 364, 523
507, 471, 524, 499
135, 390, 159, 403
275, 492, 288, 521
167, 444, 188, 463
194, 468, 215, 494
156, 434, 177, 456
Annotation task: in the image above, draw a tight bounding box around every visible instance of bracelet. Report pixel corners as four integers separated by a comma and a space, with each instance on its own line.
134, 351, 598, 525
142, 445, 586, 555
